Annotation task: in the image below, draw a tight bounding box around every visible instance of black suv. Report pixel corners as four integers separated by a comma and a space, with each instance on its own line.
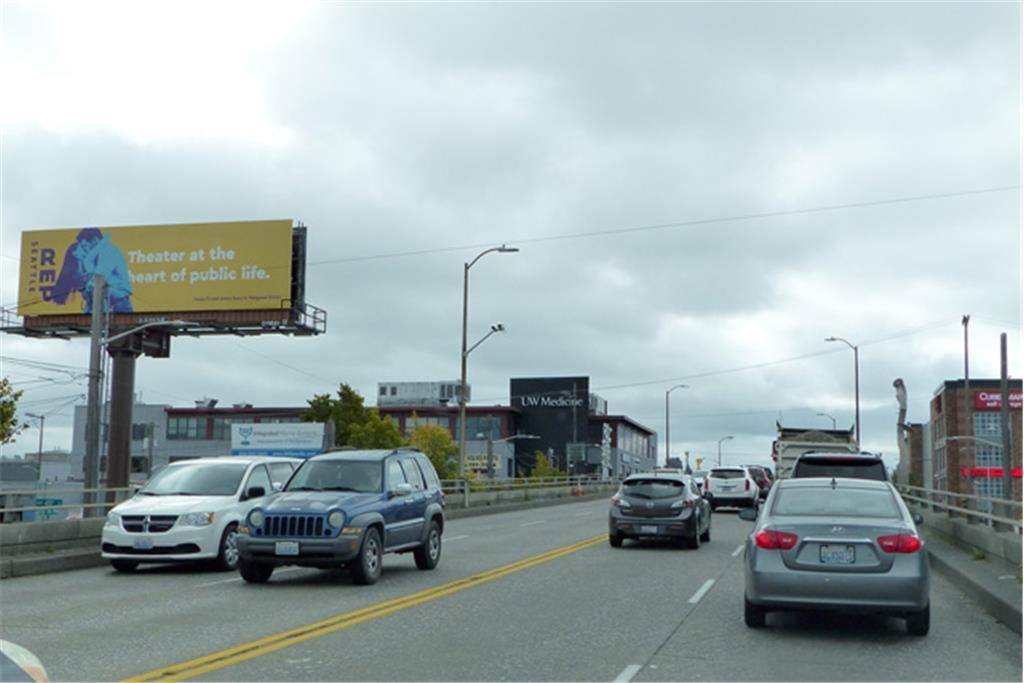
790, 451, 888, 481
236, 448, 445, 585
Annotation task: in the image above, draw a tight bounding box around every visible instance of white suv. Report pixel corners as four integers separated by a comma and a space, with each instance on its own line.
102, 456, 300, 572
703, 466, 759, 510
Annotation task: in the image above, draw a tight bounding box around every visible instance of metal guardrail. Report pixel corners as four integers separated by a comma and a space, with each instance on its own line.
0, 477, 616, 521
0, 486, 139, 521
896, 484, 1022, 535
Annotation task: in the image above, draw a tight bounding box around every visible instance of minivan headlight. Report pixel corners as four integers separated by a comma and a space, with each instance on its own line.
178, 512, 215, 527
248, 509, 264, 529
104, 512, 122, 528
328, 511, 344, 528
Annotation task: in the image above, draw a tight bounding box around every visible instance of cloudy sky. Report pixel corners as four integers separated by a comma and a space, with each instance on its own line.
2, 1, 1020, 472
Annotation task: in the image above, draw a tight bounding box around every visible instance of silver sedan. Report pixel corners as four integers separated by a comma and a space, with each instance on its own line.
739, 477, 930, 635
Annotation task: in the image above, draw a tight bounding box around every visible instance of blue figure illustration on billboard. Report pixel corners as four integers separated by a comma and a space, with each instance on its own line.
51, 228, 134, 313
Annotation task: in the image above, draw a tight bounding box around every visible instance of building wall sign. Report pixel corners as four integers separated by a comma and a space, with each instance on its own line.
974, 391, 1023, 411
231, 422, 325, 457
517, 395, 586, 408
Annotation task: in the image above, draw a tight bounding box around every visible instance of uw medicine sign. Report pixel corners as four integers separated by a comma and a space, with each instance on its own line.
510, 376, 590, 471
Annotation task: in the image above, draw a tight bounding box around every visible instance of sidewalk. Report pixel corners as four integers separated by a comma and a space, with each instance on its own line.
921, 528, 1022, 634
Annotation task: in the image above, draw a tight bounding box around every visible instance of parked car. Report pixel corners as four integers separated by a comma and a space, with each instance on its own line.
704, 466, 759, 509
609, 472, 711, 549
739, 477, 929, 635
790, 452, 888, 481
102, 456, 301, 572
745, 465, 773, 500
236, 447, 445, 585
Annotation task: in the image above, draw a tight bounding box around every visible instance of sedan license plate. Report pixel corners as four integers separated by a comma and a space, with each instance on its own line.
820, 544, 854, 564
275, 541, 300, 556
640, 525, 659, 535
132, 537, 153, 550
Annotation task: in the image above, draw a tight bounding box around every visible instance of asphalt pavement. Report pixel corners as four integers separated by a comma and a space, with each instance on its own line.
0, 499, 1021, 682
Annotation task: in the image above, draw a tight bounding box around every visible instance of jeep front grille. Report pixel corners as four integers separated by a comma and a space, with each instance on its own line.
254, 514, 331, 538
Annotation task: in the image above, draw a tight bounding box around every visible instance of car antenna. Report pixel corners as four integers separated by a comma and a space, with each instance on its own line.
830, 477, 837, 489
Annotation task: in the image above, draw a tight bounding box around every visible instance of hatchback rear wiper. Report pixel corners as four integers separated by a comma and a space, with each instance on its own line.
628, 492, 652, 499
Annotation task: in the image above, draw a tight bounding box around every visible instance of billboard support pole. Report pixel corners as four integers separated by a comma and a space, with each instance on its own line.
106, 342, 140, 505
84, 275, 107, 517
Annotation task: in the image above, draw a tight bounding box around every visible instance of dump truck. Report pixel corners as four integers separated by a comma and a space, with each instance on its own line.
771, 421, 857, 479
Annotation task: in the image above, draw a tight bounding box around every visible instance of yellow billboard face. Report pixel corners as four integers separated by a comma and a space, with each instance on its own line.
18, 220, 293, 316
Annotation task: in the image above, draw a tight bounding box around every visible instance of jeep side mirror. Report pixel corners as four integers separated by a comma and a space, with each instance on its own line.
738, 507, 758, 522
389, 482, 414, 499
246, 486, 266, 500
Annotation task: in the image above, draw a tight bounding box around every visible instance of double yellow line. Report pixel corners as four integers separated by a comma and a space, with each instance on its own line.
125, 534, 606, 682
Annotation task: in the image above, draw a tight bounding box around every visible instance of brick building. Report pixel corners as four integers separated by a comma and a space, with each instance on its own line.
930, 379, 1022, 502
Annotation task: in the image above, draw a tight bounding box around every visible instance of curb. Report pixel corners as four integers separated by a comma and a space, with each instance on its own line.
921, 533, 1023, 635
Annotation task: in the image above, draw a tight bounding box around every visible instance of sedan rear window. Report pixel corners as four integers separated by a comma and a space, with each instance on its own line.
710, 469, 745, 479
622, 479, 685, 499
772, 487, 901, 518
792, 458, 887, 481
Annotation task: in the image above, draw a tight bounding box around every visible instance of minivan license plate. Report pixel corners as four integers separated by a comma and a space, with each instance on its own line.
820, 544, 854, 564
132, 537, 153, 550
275, 541, 299, 556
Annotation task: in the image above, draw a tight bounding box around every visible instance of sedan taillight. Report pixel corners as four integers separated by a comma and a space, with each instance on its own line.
745, 479, 750, 491
877, 534, 921, 553
754, 529, 798, 550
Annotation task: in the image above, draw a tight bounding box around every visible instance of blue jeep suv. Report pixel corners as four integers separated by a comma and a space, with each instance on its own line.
236, 448, 445, 585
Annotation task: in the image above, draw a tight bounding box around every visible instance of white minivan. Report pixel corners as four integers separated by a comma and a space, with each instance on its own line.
102, 456, 301, 572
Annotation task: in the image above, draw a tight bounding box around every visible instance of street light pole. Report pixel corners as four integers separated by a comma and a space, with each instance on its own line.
458, 245, 518, 479
826, 336, 860, 446
816, 412, 837, 430
664, 384, 687, 466
717, 435, 734, 466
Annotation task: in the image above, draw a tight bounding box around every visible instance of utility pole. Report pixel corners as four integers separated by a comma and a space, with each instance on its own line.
83, 275, 107, 517
25, 413, 44, 474
147, 421, 155, 477
963, 315, 972, 484
486, 432, 494, 480
1000, 333, 1011, 503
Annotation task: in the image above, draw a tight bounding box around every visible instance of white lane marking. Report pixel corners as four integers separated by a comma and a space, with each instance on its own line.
197, 566, 303, 589
573, 511, 593, 517
445, 535, 469, 542
732, 544, 744, 557
615, 664, 643, 682
688, 578, 716, 604
519, 520, 547, 527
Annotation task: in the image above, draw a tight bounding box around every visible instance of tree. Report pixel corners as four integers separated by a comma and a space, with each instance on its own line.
0, 377, 28, 445
408, 422, 459, 480
531, 451, 565, 479
302, 383, 369, 447
349, 410, 404, 449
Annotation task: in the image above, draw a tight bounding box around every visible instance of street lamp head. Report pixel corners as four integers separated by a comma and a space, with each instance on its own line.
491, 323, 505, 333
498, 245, 519, 253
825, 336, 837, 342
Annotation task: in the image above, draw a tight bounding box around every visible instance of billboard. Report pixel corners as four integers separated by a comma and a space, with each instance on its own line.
231, 422, 326, 457
18, 219, 293, 316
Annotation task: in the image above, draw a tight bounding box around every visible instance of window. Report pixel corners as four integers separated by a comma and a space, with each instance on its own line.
975, 477, 1005, 514
390, 386, 397, 396
380, 386, 387, 396
131, 423, 151, 441
167, 417, 205, 440
130, 456, 150, 473
933, 415, 945, 441
408, 415, 453, 436
244, 465, 272, 497
140, 463, 247, 495
211, 418, 233, 441
457, 415, 499, 441
934, 446, 946, 481
400, 458, 425, 491
268, 463, 295, 489
388, 460, 407, 490
974, 413, 1002, 436
976, 444, 1002, 468
773, 487, 901, 518
286, 460, 382, 493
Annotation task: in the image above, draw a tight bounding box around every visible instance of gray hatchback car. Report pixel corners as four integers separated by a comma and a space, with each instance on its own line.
608, 472, 712, 549
740, 477, 929, 635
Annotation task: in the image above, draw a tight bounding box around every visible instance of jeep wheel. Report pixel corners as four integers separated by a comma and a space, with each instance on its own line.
239, 560, 274, 584
111, 560, 138, 573
414, 520, 442, 570
214, 523, 240, 571
351, 527, 383, 585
